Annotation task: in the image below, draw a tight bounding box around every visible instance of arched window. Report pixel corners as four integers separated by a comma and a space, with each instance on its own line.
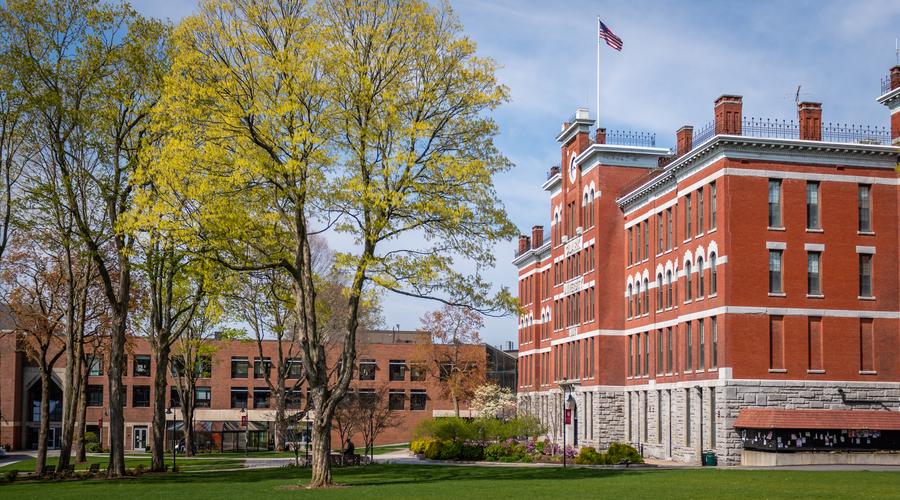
710, 253, 717, 295
589, 189, 596, 227
635, 281, 641, 315
666, 270, 673, 308
643, 278, 650, 314
697, 257, 705, 297
656, 273, 663, 311
583, 193, 589, 228
627, 284, 633, 318
685, 261, 693, 301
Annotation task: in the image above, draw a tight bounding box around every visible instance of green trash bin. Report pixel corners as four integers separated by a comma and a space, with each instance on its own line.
701, 451, 717, 466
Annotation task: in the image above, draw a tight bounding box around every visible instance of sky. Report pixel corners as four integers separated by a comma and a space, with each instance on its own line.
130, 0, 900, 347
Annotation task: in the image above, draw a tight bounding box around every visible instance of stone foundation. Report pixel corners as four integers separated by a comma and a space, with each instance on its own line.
519, 379, 900, 465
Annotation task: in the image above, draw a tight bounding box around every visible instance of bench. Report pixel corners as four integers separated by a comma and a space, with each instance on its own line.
88, 463, 100, 474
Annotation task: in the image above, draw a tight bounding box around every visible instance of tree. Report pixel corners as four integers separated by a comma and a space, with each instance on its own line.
135, 0, 515, 487
353, 385, 400, 462
1, 239, 67, 474
470, 383, 517, 419
1, 0, 170, 476
169, 309, 232, 457
331, 392, 358, 455
419, 306, 488, 416
0, 44, 28, 268
134, 233, 205, 471
231, 269, 303, 452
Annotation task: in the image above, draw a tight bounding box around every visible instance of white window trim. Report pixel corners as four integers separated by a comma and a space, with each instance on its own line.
804, 243, 825, 251
766, 241, 787, 250
855, 246, 876, 254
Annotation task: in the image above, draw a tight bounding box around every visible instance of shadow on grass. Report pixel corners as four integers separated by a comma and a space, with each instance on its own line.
110, 463, 661, 490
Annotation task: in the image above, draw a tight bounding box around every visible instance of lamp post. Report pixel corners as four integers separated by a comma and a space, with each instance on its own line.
240, 406, 248, 455
559, 380, 578, 468
166, 407, 176, 472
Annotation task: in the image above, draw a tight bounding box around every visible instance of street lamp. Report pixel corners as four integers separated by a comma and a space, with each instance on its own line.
166, 407, 176, 472
240, 406, 248, 455
558, 379, 578, 468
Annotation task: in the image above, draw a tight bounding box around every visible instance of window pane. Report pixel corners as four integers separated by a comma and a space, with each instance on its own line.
806, 182, 820, 229
769, 250, 782, 293
768, 180, 782, 227
807, 252, 821, 295
858, 185, 871, 232
859, 254, 872, 297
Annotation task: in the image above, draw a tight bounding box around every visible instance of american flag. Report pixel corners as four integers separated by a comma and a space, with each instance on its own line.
598, 20, 623, 51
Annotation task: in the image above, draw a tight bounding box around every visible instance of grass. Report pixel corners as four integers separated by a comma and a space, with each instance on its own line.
0, 455, 243, 473
1, 463, 899, 499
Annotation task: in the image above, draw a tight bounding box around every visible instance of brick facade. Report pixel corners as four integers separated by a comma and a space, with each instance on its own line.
0, 330, 515, 451
515, 67, 900, 464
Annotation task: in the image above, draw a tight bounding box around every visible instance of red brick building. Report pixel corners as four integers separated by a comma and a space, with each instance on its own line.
0, 329, 516, 451
515, 66, 900, 464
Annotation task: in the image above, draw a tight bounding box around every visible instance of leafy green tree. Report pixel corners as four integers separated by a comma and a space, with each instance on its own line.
1, 0, 169, 476
134, 0, 514, 487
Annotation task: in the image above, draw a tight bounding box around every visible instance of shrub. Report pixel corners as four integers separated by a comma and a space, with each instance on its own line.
575, 446, 607, 465
458, 443, 484, 461
413, 417, 476, 442
134, 464, 145, 475
4, 470, 17, 483
606, 442, 643, 464
409, 439, 428, 455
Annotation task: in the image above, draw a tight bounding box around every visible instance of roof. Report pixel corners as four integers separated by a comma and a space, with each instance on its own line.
734, 408, 900, 431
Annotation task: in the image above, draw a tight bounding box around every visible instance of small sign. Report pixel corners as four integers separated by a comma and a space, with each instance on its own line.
564, 408, 572, 425
99, 416, 103, 428
241, 415, 248, 427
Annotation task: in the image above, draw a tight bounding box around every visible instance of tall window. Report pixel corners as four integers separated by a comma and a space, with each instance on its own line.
133, 355, 151, 377
656, 274, 663, 311
697, 188, 704, 235
359, 359, 376, 380
231, 387, 248, 409
859, 253, 873, 297
627, 228, 633, 265
666, 208, 673, 251
710, 181, 717, 230
806, 182, 820, 230
627, 284, 633, 318
657, 214, 663, 254
643, 222, 649, 259
665, 270, 673, 308
389, 360, 407, 381
643, 278, 650, 314
768, 179, 782, 228
697, 257, 705, 297
628, 335, 633, 376
253, 357, 271, 378
657, 330, 663, 374
769, 250, 783, 294
643, 333, 649, 375
858, 184, 871, 232
685, 261, 693, 301
709, 253, 718, 295
698, 319, 705, 370
666, 327, 673, 373
635, 282, 641, 317
686, 322, 693, 370
711, 317, 718, 368
685, 193, 692, 237
807, 252, 821, 295
634, 228, 641, 262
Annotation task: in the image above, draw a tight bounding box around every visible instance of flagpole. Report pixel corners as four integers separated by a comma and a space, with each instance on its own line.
596, 16, 601, 126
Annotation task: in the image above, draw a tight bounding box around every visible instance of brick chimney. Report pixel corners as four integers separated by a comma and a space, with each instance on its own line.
797, 102, 822, 141
891, 65, 900, 91
676, 126, 693, 156
595, 128, 607, 145
531, 226, 544, 249
518, 235, 530, 254
714, 95, 743, 135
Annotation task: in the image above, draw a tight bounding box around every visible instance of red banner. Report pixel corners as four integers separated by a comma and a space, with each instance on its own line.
241, 415, 248, 427
564, 408, 572, 425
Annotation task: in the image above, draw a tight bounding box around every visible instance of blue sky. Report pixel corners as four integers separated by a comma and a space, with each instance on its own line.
131, 0, 900, 347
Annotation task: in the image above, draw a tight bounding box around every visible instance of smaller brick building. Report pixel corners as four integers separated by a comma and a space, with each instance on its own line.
0, 328, 516, 451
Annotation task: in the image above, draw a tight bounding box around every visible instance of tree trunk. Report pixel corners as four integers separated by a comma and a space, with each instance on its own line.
57, 313, 83, 472
74, 368, 89, 463
453, 394, 460, 417
35, 370, 51, 475
274, 388, 286, 451
308, 419, 332, 488
150, 345, 170, 471
107, 309, 128, 477
182, 404, 194, 457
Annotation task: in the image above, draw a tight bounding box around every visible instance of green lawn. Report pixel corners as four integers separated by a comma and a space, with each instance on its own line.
1, 463, 898, 499
0, 455, 243, 473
